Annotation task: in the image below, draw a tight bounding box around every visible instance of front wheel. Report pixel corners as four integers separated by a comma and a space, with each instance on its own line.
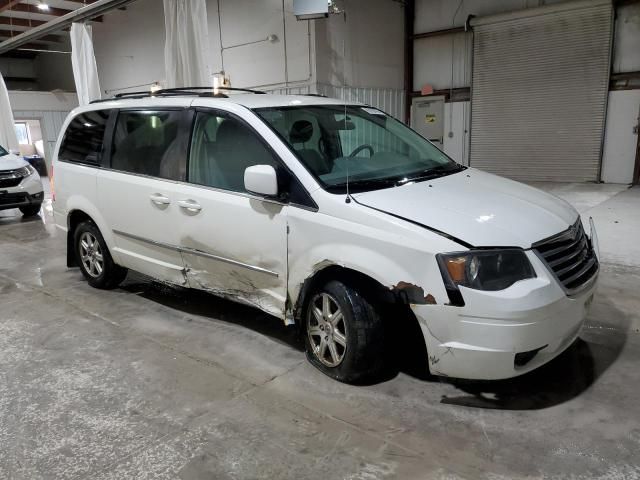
74, 221, 128, 289
304, 280, 385, 383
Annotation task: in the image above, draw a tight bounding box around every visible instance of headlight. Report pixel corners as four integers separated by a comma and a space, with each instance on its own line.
17, 165, 36, 177
437, 249, 535, 294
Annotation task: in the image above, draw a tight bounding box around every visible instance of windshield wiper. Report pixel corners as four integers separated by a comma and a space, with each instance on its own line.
327, 177, 398, 193
397, 164, 466, 185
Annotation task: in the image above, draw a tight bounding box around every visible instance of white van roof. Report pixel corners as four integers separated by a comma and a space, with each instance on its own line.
75, 92, 363, 115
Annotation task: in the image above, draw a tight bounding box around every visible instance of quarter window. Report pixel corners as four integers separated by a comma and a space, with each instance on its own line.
111, 110, 185, 181
188, 112, 280, 193
59, 110, 112, 165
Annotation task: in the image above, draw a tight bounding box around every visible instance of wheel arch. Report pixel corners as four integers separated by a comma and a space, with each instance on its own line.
66, 210, 94, 267
292, 264, 398, 323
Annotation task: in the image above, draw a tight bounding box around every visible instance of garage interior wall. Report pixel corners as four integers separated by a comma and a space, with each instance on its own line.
0, 0, 406, 161
90, 0, 405, 118
413, 0, 640, 184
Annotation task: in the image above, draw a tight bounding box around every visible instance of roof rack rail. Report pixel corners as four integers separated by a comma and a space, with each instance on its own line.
302, 93, 327, 98
155, 86, 267, 95
89, 86, 267, 104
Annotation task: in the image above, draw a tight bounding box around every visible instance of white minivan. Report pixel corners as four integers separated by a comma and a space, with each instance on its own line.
52, 88, 599, 383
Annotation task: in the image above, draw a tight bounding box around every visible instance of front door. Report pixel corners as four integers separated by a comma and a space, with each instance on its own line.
178, 108, 288, 318
98, 108, 192, 285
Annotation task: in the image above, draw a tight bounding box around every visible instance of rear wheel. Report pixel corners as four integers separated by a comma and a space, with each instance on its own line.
304, 280, 385, 383
19, 203, 42, 217
74, 221, 127, 289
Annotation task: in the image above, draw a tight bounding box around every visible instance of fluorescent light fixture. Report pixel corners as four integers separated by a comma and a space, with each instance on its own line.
36, 3, 50, 11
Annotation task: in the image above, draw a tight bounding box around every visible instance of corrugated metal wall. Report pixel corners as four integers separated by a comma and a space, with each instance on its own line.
469, 0, 614, 182
316, 83, 405, 121
262, 84, 314, 96
12, 109, 69, 170
264, 83, 406, 121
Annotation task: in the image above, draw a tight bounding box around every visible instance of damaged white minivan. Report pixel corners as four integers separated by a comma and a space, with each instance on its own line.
52, 88, 599, 383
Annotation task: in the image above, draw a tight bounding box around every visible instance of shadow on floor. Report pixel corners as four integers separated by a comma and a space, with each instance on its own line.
120, 273, 305, 352
120, 273, 629, 410
435, 296, 630, 410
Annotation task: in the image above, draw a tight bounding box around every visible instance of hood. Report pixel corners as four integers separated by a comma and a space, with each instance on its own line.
0, 152, 28, 171
353, 168, 578, 248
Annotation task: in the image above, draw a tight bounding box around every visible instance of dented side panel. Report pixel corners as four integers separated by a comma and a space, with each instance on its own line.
286, 196, 463, 315
177, 183, 289, 319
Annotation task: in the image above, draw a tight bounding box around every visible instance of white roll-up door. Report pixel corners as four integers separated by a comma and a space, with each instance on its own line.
469, 0, 613, 182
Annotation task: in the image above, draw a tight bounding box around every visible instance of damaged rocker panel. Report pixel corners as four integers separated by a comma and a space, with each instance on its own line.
113, 229, 280, 278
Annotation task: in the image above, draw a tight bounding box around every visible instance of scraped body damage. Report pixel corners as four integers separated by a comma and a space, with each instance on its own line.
285, 200, 458, 320
182, 251, 286, 318
177, 185, 289, 319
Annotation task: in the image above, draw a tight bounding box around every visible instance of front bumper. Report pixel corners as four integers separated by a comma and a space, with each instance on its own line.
414, 250, 597, 380
0, 171, 44, 211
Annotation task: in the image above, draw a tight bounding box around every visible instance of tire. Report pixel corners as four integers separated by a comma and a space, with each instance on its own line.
74, 220, 128, 289
19, 203, 42, 217
304, 279, 386, 383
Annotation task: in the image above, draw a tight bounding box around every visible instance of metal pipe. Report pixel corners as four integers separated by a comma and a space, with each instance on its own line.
403, 0, 414, 124
412, 26, 465, 40
0, 0, 137, 54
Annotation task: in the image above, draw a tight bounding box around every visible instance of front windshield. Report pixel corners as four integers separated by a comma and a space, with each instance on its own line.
0, 144, 8, 157
255, 105, 460, 193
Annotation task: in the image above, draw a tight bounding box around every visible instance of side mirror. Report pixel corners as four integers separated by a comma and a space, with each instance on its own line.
244, 164, 278, 197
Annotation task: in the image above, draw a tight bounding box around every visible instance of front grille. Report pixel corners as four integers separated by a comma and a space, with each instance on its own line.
0, 192, 27, 206
533, 219, 598, 294
0, 169, 24, 188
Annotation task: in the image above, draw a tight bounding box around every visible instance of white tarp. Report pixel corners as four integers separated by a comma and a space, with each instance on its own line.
70, 22, 101, 106
0, 73, 18, 153
163, 0, 209, 88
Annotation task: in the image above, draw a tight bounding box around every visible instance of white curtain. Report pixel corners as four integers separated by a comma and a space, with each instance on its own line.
163, 0, 209, 88
70, 23, 101, 106
0, 73, 18, 153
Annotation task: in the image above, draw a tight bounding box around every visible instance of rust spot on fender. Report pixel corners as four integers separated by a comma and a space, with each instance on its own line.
392, 282, 436, 305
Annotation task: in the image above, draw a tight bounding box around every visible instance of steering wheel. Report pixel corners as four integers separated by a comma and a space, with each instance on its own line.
349, 144, 374, 157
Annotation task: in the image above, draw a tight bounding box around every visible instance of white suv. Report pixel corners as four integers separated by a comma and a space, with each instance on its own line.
0, 145, 44, 217
52, 88, 599, 383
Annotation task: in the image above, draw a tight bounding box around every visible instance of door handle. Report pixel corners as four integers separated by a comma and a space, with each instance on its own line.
177, 199, 202, 213
150, 193, 171, 205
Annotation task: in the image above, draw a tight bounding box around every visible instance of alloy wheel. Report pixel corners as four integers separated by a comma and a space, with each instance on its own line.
307, 293, 347, 367
79, 232, 104, 278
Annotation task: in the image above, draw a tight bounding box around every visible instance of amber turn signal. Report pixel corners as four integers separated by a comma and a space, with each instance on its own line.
445, 256, 467, 283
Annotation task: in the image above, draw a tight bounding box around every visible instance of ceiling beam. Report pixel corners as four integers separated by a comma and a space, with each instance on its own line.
0, 0, 134, 54
0, 16, 46, 28
0, 1, 21, 14
64, 0, 126, 9
2, 3, 76, 17
0, 28, 63, 42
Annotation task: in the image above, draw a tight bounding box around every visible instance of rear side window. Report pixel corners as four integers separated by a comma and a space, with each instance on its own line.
110, 110, 185, 181
59, 110, 112, 165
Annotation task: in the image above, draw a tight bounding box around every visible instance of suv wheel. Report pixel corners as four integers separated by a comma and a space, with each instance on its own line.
304, 280, 385, 383
74, 221, 128, 289
19, 204, 42, 217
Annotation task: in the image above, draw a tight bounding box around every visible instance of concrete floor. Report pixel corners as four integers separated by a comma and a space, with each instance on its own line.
1, 179, 639, 479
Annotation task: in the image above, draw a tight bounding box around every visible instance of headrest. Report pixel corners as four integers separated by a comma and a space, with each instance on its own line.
289, 120, 313, 143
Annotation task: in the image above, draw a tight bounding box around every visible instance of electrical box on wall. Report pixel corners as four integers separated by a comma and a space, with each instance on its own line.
293, 0, 329, 20
411, 96, 445, 149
